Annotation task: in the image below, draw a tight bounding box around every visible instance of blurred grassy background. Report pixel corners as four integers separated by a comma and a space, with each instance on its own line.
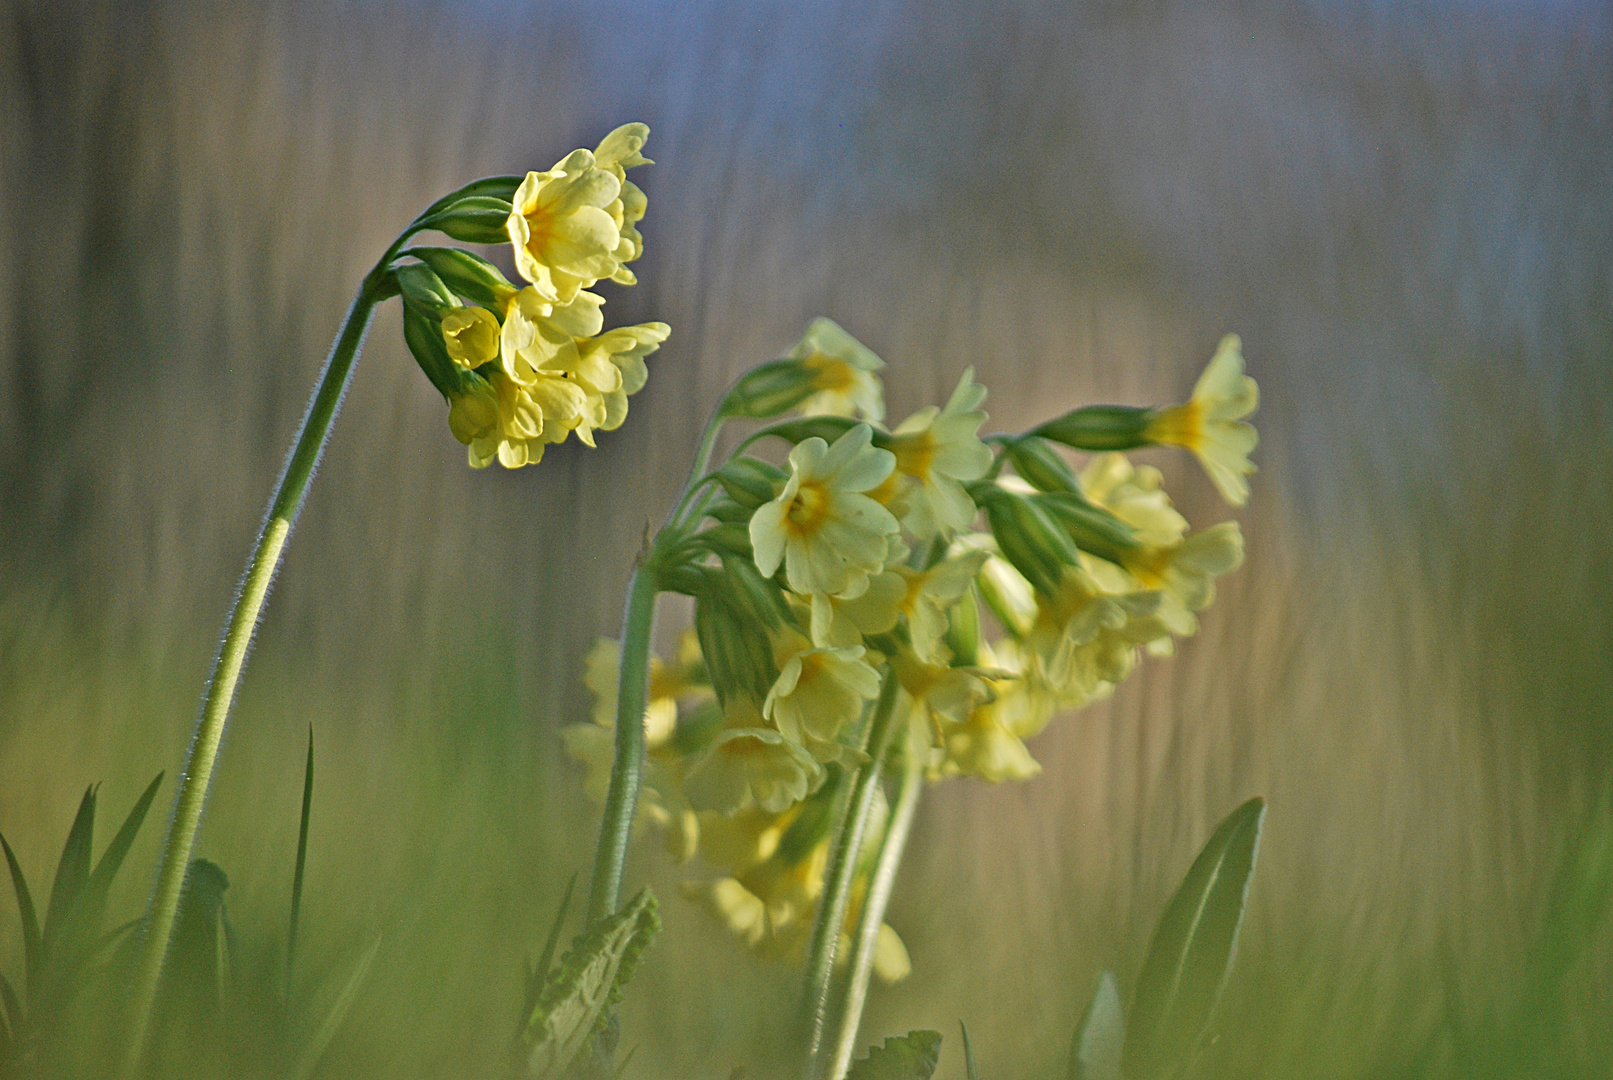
1, 1, 1611, 1076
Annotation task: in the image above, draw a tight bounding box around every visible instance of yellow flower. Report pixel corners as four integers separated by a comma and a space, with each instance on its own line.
788, 318, 885, 421
807, 571, 905, 648
1120, 521, 1245, 637
1145, 334, 1259, 505
506, 124, 651, 303
890, 549, 989, 665
1078, 453, 1188, 548
498, 287, 604, 384
765, 634, 883, 760
697, 806, 791, 876
580, 634, 711, 744
940, 691, 1043, 783
892, 651, 993, 745
560, 723, 698, 860
683, 713, 824, 814
1025, 565, 1161, 705
750, 425, 900, 598
439, 306, 501, 369
884, 368, 994, 539
579, 322, 670, 431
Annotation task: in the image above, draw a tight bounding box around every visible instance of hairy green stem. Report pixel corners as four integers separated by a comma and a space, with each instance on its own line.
585, 562, 660, 923
827, 755, 923, 1080
801, 669, 902, 1078
122, 279, 383, 1075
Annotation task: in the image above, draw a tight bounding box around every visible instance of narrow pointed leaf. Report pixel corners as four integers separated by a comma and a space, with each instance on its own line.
285, 933, 383, 1080
521, 887, 660, 1080
960, 1020, 979, 1080
846, 1030, 943, 1080
1069, 971, 1123, 1080
42, 786, 97, 952
83, 772, 164, 927
1122, 797, 1265, 1080
1, 835, 42, 995
0, 969, 20, 1040
288, 728, 315, 988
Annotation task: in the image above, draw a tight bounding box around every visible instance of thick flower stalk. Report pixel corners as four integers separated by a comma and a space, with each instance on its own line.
124, 124, 661, 1077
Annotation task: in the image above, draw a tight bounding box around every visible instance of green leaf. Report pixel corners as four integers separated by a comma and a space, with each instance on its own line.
81, 772, 163, 939
846, 1030, 943, 1080
525, 873, 578, 1017
0, 969, 20, 1044
285, 933, 383, 1080
1122, 797, 1266, 1080
1069, 971, 1123, 1080
1, 835, 41, 998
289, 729, 315, 990
960, 1020, 980, 1080
42, 785, 97, 962
521, 887, 661, 1080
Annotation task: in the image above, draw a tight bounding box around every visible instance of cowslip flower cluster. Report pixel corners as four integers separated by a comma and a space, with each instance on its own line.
393, 124, 668, 468
563, 320, 1257, 972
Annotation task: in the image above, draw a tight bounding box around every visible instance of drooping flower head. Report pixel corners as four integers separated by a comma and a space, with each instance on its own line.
1145, 334, 1259, 505
749, 425, 900, 598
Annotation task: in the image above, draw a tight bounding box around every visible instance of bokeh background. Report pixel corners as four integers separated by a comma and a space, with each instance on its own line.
2, 1, 1611, 1076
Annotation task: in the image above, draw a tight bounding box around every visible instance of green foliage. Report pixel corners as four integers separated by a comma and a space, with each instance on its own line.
845, 1030, 942, 1080
1069, 972, 1123, 1080
959, 1020, 979, 1080
519, 887, 662, 1080
1122, 797, 1266, 1080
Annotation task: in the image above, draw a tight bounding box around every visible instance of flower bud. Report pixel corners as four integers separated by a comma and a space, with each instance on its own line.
420, 195, 515, 244
721, 552, 793, 631
975, 552, 1037, 638
944, 585, 982, 666
977, 485, 1080, 598
715, 456, 786, 510
1005, 436, 1079, 493
719, 359, 823, 419
403, 246, 518, 309
394, 262, 458, 316
439, 306, 500, 370
413, 175, 523, 225
1034, 491, 1138, 566
1031, 404, 1155, 451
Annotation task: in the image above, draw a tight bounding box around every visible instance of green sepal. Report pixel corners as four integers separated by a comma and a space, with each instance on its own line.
413, 175, 523, 226
1005, 436, 1080, 493
519, 888, 661, 1080
1031, 405, 1156, 452
751, 415, 862, 447
847, 1030, 943, 1080
401, 246, 517, 310
701, 494, 754, 526
1122, 797, 1265, 1080
393, 262, 460, 316
944, 586, 982, 666
976, 486, 1080, 598
1033, 492, 1139, 566
699, 522, 754, 559
718, 359, 821, 419
401, 299, 469, 400
716, 456, 787, 509
721, 551, 793, 631
418, 196, 515, 245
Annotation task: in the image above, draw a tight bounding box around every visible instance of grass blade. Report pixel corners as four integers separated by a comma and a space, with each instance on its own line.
0, 968, 20, 1044
1, 834, 42, 999
1068, 971, 1123, 1080
83, 773, 164, 931
285, 933, 383, 1080
959, 1020, 979, 1080
42, 785, 97, 956
288, 726, 315, 990
1122, 797, 1265, 1080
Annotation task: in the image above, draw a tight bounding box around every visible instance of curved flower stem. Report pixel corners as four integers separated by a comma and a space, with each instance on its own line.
122, 274, 387, 1075
826, 754, 923, 1080
585, 560, 660, 924
801, 668, 902, 1079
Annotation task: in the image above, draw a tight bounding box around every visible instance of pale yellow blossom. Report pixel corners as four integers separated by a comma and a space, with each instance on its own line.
439, 306, 501, 369
750, 425, 899, 598
885, 368, 994, 538
506, 124, 651, 302
788, 318, 885, 421
1079, 453, 1188, 547
683, 726, 823, 814
1145, 334, 1259, 505
765, 635, 883, 760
